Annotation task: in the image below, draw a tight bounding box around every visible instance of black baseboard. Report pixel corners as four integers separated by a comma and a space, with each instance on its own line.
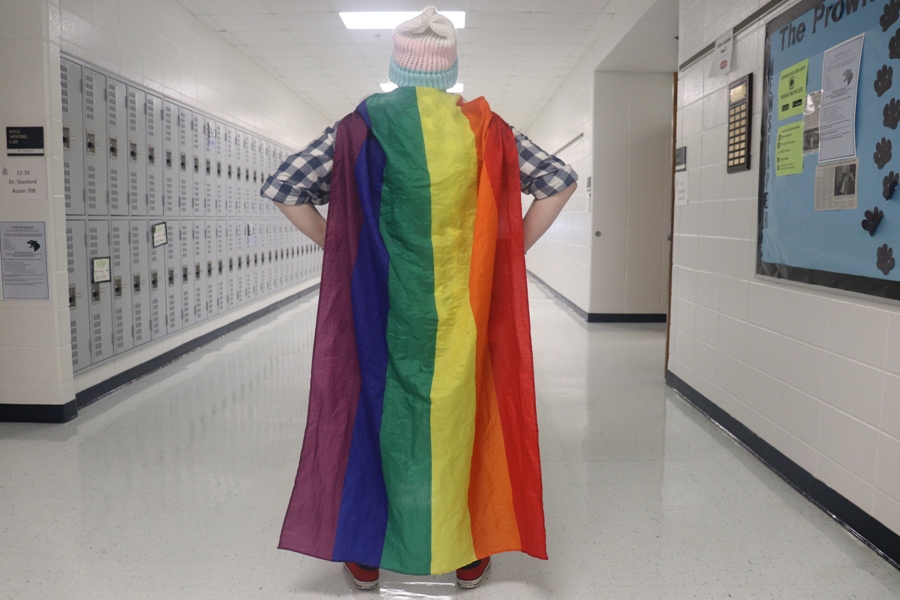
527, 271, 666, 323
0, 285, 319, 424
666, 370, 900, 571
0, 399, 78, 424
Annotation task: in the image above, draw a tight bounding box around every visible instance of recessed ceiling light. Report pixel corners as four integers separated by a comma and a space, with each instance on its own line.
380, 82, 464, 93
340, 11, 465, 30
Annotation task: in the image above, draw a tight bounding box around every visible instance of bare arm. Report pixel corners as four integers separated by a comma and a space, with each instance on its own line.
276, 202, 327, 249
522, 182, 577, 252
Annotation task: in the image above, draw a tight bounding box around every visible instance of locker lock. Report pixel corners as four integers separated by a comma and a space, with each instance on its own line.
182, 265, 189, 283
207, 261, 213, 277
68, 284, 76, 308
168, 268, 175, 286
151, 270, 158, 290
113, 276, 122, 298
195, 263, 201, 280
133, 273, 141, 293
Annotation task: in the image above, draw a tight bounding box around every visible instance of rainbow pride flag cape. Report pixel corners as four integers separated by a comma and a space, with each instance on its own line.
279, 87, 546, 575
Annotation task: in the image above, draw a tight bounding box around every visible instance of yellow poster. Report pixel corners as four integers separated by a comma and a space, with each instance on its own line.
778, 59, 809, 120
776, 122, 804, 176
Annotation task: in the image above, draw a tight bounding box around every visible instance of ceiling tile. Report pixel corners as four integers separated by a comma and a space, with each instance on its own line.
467, 11, 533, 29
231, 30, 296, 45
209, 13, 281, 31
527, 12, 596, 30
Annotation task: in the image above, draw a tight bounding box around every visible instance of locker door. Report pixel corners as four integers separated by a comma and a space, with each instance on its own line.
250, 137, 259, 216
261, 220, 270, 295
226, 126, 235, 217
83, 69, 109, 216
278, 222, 286, 289
61, 59, 85, 216
250, 219, 259, 300
244, 221, 253, 302
127, 87, 148, 216
130, 219, 151, 347
166, 219, 183, 332
234, 221, 245, 305
87, 220, 114, 363
178, 106, 193, 217
107, 77, 128, 216
234, 130, 244, 218
193, 220, 206, 322
146, 94, 164, 216
218, 220, 230, 311
110, 219, 134, 353
67, 220, 91, 371
226, 219, 236, 308
215, 122, 225, 217
149, 221, 168, 339
206, 221, 218, 318
203, 117, 215, 217
192, 113, 205, 217
163, 101, 179, 217
180, 221, 194, 328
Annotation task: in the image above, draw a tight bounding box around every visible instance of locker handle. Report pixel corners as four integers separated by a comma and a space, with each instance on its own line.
130, 142, 138, 162
69, 285, 76, 308
151, 270, 158, 290
218, 260, 223, 275
91, 282, 100, 303
109, 136, 118, 159
206, 159, 211, 176
207, 261, 213, 277
86, 131, 96, 154
193, 156, 199, 174
237, 256, 242, 270
229, 258, 233, 272
180, 153, 187, 172
133, 273, 141, 293
195, 263, 201, 280
148, 145, 156, 165
63, 126, 70, 150
165, 150, 172, 169
113, 276, 122, 298
217, 161, 222, 177
168, 268, 175, 286
182, 265, 189, 283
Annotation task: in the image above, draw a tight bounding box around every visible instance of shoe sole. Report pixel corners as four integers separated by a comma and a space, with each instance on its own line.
456, 560, 491, 589
344, 563, 378, 590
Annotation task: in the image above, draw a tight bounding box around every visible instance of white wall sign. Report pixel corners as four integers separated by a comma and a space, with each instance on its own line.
709, 29, 735, 77
1, 158, 48, 200
0, 221, 49, 300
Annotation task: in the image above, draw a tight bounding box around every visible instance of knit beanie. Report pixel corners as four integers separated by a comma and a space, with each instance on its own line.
388, 6, 458, 90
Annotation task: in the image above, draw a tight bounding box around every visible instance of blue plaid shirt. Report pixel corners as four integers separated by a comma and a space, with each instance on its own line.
260, 121, 577, 206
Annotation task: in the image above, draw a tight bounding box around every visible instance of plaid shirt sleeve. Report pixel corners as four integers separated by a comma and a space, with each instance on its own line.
512, 126, 579, 199
260, 121, 339, 206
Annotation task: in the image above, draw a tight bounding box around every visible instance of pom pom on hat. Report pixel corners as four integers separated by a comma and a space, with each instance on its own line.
389, 6, 458, 90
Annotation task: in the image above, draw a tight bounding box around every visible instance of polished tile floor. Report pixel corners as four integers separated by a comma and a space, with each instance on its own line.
2, 283, 899, 599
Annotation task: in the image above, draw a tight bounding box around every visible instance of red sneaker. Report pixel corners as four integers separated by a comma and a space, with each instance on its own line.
456, 557, 491, 589
344, 562, 379, 590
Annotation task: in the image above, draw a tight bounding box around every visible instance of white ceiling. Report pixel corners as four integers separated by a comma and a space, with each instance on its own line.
175, 0, 678, 128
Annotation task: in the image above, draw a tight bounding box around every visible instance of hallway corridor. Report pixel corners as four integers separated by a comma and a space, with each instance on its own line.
2, 283, 898, 599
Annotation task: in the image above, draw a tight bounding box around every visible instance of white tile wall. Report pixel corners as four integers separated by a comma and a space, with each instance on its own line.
670, 0, 900, 537
0, 0, 328, 407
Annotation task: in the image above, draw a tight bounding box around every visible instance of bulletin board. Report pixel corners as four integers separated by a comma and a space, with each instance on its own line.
758, 0, 900, 301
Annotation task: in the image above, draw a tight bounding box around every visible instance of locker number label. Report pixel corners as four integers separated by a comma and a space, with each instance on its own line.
1, 158, 48, 201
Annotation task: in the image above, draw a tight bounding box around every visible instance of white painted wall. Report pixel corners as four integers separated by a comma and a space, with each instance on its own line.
670, 0, 900, 537
0, 0, 328, 408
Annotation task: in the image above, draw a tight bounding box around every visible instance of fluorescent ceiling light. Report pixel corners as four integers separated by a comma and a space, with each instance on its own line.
340, 11, 465, 29
380, 82, 464, 93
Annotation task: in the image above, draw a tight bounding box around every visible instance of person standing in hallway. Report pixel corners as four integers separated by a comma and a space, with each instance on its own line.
260, 6, 577, 591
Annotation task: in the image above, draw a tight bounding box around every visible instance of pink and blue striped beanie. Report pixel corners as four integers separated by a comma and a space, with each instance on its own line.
389, 6, 458, 91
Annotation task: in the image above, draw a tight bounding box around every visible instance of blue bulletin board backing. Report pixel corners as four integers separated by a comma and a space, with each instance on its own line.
759, 0, 900, 300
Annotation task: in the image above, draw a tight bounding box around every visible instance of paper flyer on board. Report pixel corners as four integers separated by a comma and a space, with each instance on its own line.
819, 34, 864, 163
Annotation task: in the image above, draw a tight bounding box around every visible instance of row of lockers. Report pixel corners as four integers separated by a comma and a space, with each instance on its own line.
61, 55, 292, 219
67, 218, 323, 373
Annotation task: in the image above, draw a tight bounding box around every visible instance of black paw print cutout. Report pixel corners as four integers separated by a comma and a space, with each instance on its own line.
885, 172, 900, 199
876, 65, 894, 97
875, 137, 893, 169
886, 99, 900, 129
892, 30, 900, 60
878, 244, 896, 275
884, 0, 900, 32
862, 207, 885, 236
